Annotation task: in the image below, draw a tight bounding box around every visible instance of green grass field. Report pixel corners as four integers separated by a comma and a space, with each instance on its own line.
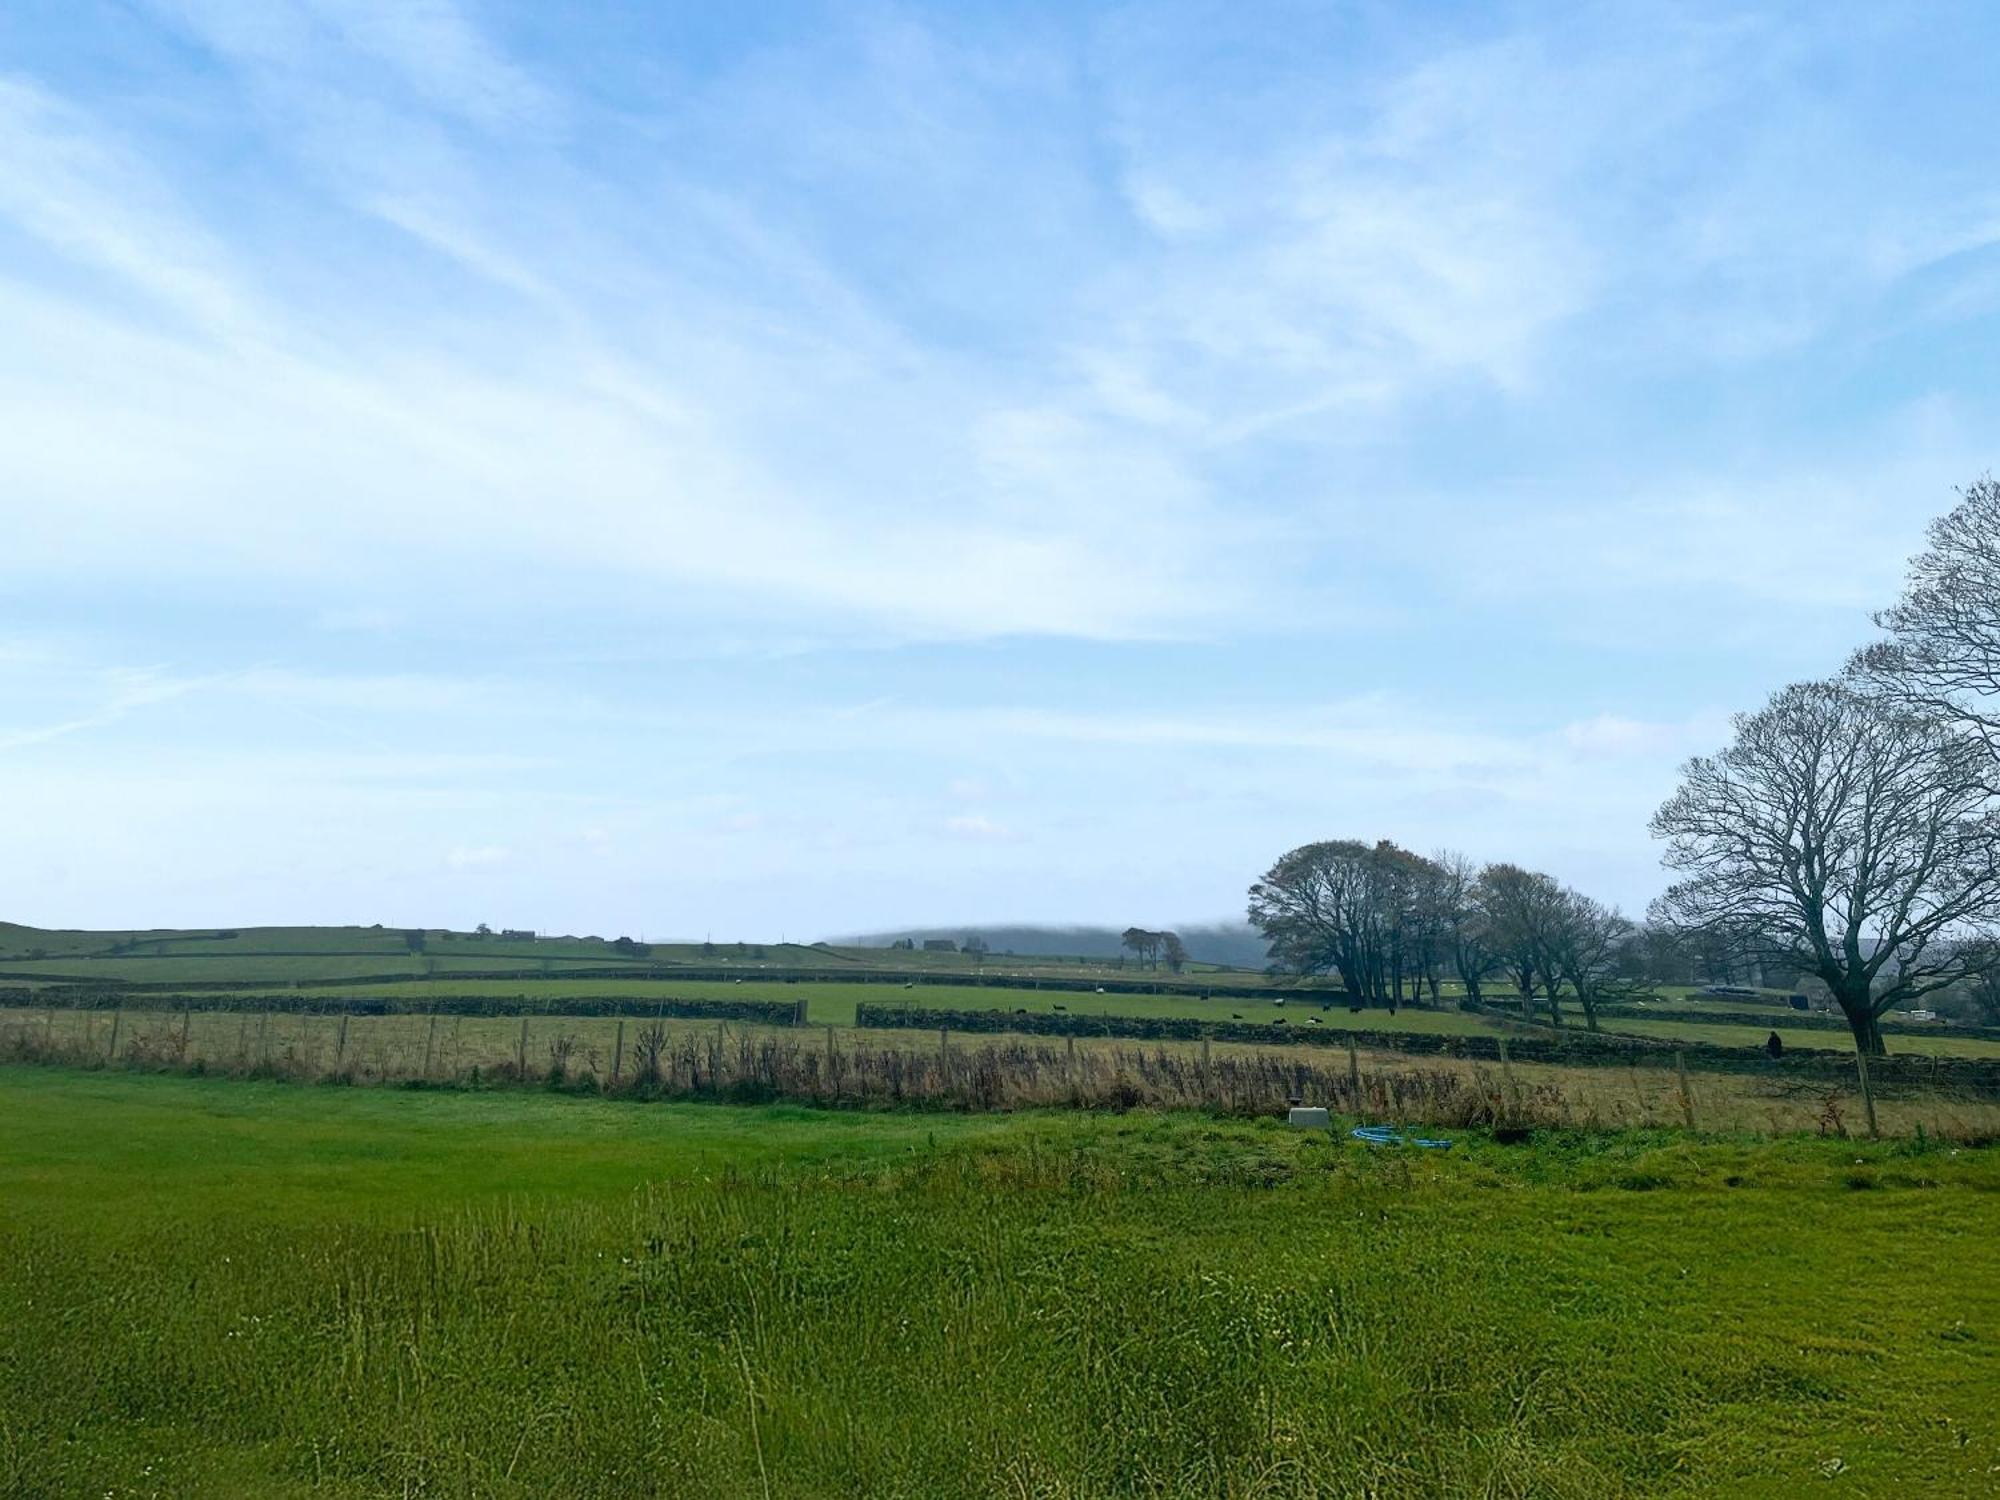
25, 967, 1994, 1062
0, 953, 660, 983
0, 923, 1255, 987
281, 977, 1496, 1032
8, 924, 1996, 1067
1597, 1015, 2000, 1060
1, 1068, 1994, 1497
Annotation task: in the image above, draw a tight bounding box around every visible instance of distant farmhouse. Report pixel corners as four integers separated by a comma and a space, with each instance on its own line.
921, 938, 958, 953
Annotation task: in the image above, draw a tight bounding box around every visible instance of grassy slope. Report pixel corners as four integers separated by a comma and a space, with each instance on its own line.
0, 953, 659, 982
0, 1069, 1995, 1498
0, 923, 1263, 986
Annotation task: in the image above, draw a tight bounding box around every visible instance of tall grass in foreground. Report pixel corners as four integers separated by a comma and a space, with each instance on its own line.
3, 1125, 1996, 1499
5, 1006, 1997, 1138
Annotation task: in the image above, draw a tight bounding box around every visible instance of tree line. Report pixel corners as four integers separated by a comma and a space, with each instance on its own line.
1651, 477, 2000, 1056
1249, 477, 2000, 1058
1247, 842, 1639, 1030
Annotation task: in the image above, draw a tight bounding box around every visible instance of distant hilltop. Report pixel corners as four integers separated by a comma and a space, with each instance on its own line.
831, 922, 1271, 969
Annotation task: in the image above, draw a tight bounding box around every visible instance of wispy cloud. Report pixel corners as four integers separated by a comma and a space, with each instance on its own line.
5, 3, 1999, 932
150, 0, 558, 132
0, 78, 258, 340
0, 668, 216, 754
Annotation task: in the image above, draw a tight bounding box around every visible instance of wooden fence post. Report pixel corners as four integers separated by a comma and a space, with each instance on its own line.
106, 1008, 122, 1063
256, 1010, 270, 1068
517, 1016, 529, 1079
611, 1020, 625, 1087
1676, 1050, 1696, 1131
1855, 1046, 1880, 1140
180, 1007, 193, 1061
1347, 1037, 1360, 1097
423, 1014, 438, 1080
335, 1013, 349, 1073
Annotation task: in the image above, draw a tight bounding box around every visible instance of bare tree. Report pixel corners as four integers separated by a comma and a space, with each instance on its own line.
1544, 890, 1633, 1032
1373, 843, 1439, 1006
1476, 864, 1567, 1024
1432, 848, 1501, 1005
1651, 679, 2000, 1056
1160, 931, 1189, 974
1853, 475, 2000, 788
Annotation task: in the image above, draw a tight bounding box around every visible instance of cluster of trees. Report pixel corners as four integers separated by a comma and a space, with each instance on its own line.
1651, 477, 2000, 1056
1119, 927, 1189, 972
1247, 842, 1635, 1029
1251, 480, 2000, 1058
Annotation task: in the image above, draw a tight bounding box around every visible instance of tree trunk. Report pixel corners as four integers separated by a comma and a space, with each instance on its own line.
1843, 1005, 1888, 1058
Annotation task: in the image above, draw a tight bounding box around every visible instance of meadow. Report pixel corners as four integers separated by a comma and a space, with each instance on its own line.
0, 1067, 1995, 1498
245, 978, 1503, 1033
9, 923, 1995, 1065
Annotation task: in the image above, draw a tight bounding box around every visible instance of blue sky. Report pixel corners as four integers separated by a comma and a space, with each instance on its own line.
3, 1, 1997, 938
